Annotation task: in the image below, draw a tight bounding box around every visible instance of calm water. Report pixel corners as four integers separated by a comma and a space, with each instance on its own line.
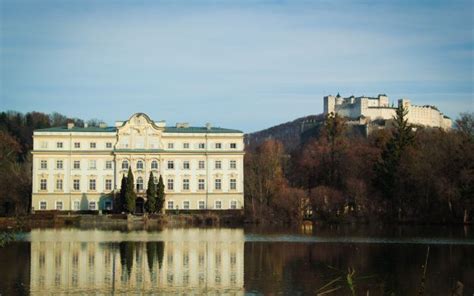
0, 225, 473, 295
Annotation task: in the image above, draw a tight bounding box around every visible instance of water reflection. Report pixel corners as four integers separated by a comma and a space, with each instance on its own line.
1, 227, 473, 295
29, 229, 244, 294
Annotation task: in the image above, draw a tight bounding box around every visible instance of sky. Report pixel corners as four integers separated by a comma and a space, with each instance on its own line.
1, 0, 473, 133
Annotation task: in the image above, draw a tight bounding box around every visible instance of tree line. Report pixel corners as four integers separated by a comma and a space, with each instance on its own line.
244, 107, 474, 225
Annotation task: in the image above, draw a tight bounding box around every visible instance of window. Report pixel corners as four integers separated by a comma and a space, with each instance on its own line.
215, 179, 221, 190
230, 160, 237, 169
198, 143, 205, 149
167, 200, 174, 209
183, 179, 190, 190
74, 142, 80, 148
167, 179, 174, 190
198, 179, 205, 190
183, 161, 190, 170
151, 160, 158, 169
40, 141, 48, 149
199, 201, 205, 209
73, 160, 80, 169
167, 161, 174, 169
40, 201, 47, 210
122, 160, 129, 170
89, 179, 96, 191
198, 161, 205, 170
89, 201, 96, 210
183, 143, 190, 149
230, 143, 237, 149
183, 201, 190, 209
231, 200, 237, 209
105, 161, 112, 169
136, 177, 144, 191
56, 160, 63, 169
136, 160, 144, 170
73, 179, 80, 191
168, 143, 174, 149
215, 143, 222, 149
230, 179, 237, 190
106, 142, 112, 148
215, 161, 222, 169
215, 201, 222, 209
56, 142, 63, 148
105, 201, 112, 210
40, 160, 47, 169
105, 179, 112, 191
73, 201, 80, 210
90, 142, 96, 149
56, 201, 63, 210
56, 179, 63, 190
40, 179, 47, 190
89, 160, 96, 169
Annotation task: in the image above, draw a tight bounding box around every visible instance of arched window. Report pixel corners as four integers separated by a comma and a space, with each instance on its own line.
137, 160, 144, 170
151, 160, 158, 169
122, 160, 129, 170
137, 177, 144, 191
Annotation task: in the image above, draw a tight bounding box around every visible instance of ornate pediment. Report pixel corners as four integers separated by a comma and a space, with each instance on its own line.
116, 113, 164, 150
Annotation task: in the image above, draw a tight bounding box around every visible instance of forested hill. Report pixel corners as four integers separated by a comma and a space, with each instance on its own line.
245, 114, 325, 151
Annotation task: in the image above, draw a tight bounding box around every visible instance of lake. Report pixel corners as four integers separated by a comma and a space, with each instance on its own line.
0, 225, 473, 295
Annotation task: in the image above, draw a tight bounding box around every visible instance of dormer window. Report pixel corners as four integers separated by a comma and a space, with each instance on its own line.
137, 160, 144, 170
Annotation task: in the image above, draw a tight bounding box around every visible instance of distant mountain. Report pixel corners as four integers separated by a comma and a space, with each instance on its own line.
245, 114, 325, 151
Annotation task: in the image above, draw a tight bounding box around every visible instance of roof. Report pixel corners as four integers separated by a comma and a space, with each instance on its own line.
35, 126, 243, 134
34, 126, 117, 133
164, 126, 243, 133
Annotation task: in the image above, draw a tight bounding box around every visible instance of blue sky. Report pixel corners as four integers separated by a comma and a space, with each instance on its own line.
1, 0, 473, 132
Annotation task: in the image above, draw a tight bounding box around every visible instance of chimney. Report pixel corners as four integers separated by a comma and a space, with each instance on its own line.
67, 122, 74, 129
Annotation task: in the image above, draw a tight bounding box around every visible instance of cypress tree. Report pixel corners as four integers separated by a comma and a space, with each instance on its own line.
118, 174, 127, 213
156, 175, 165, 213
374, 104, 414, 216
146, 172, 157, 213
125, 168, 136, 213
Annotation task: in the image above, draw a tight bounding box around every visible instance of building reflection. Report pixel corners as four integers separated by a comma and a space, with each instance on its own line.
29, 228, 244, 294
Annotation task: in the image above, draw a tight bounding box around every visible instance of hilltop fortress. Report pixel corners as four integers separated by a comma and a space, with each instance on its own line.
323, 94, 452, 130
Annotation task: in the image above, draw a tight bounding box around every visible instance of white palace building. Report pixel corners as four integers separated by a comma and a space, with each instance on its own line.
31, 113, 245, 212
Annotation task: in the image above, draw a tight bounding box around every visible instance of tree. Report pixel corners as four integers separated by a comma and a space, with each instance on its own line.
373, 104, 414, 217
124, 168, 136, 213
455, 112, 474, 138
118, 174, 127, 213
156, 175, 165, 214
145, 172, 157, 213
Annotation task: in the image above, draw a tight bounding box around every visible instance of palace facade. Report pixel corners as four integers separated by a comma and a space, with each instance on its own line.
31, 113, 245, 212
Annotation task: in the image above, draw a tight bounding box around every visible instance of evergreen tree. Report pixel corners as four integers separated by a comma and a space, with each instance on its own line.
374, 104, 414, 216
124, 168, 136, 213
118, 174, 127, 213
156, 175, 165, 213
145, 172, 157, 213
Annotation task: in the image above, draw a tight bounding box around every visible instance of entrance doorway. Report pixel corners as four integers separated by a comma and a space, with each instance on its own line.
135, 197, 145, 214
